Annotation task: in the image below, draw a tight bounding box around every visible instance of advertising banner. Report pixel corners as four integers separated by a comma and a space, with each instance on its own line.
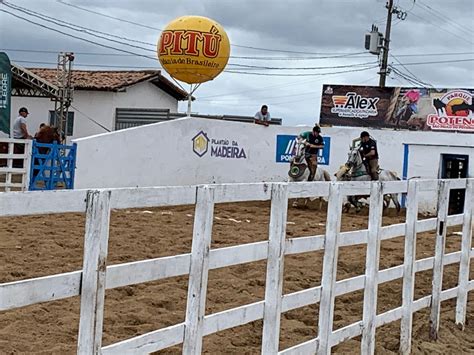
320, 84, 474, 132
276, 135, 330, 165
0, 52, 12, 137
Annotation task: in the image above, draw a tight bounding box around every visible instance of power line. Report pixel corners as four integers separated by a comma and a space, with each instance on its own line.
4, 1, 155, 47
224, 65, 379, 77
70, 104, 111, 132
56, 0, 163, 31
0, 8, 160, 61
2, 2, 157, 53
54, 0, 368, 56
416, 0, 471, 37
4, 48, 474, 60
225, 61, 378, 70
408, 8, 474, 46
390, 54, 432, 87
11, 58, 379, 77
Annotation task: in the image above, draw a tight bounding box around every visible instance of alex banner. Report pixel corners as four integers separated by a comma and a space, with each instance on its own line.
0, 52, 12, 137
320, 84, 474, 132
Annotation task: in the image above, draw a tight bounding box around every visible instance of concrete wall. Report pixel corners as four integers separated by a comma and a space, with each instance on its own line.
73, 117, 473, 212
10, 81, 179, 142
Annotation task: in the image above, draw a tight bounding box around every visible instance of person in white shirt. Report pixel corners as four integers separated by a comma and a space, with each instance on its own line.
254, 105, 271, 126
13, 107, 32, 139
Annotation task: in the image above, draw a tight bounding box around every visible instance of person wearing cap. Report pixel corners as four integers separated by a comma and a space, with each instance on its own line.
298, 125, 325, 181
13, 107, 32, 139
359, 131, 379, 180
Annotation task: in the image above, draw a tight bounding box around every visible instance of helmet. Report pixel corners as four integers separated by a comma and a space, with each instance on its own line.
360, 131, 370, 138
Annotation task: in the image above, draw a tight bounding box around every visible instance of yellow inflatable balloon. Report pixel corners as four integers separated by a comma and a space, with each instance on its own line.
158, 16, 230, 84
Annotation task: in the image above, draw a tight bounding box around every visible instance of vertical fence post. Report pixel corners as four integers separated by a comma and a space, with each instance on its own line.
430, 180, 449, 340
77, 190, 112, 355
456, 179, 473, 328
5, 141, 13, 192
23, 140, 32, 191
262, 183, 289, 355
400, 179, 419, 354
361, 182, 384, 354
183, 185, 215, 354
317, 182, 343, 355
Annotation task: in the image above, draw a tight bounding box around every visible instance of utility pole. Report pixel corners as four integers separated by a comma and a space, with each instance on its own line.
54, 52, 74, 143
379, 0, 394, 87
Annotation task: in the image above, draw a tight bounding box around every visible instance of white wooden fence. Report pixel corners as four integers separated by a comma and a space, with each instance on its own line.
0, 179, 472, 354
0, 138, 31, 192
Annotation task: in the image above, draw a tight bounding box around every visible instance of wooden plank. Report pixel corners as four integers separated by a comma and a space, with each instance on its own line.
456, 179, 473, 328
262, 183, 289, 355
418, 179, 439, 192
0, 182, 24, 188
203, 301, 264, 336
0, 167, 27, 174
339, 230, 367, 247
183, 185, 215, 355
279, 338, 318, 355
281, 286, 321, 313
209, 241, 268, 269
382, 180, 407, 194
285, 234, 325, 255
106, 253, 191, 289
77, 190, 112, 355
101, 323, 185, 354
0, 153, 28, 159
330, 321, 363, 347
317, 182, 343, 355
287, 181, 330, 199
430, 180, 449, 340
213, 182, 273, 202
4, 142, 12, 192
400, 180, 419, 355
361, 182, 384, 355
0, 271, 81, 311
0, 189, 88, 216
376, 307, 403, 328
110, 185, 196, 209
23, 141, 32, 191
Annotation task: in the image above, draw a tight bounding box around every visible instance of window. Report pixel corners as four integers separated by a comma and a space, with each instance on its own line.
49, 111, 74, 136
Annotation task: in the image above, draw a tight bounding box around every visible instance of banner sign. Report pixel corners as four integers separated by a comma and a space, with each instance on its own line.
192, 130, 247, 159
276, 135, 330, 165
320, 84, 474, 132
0, 52, 12, 137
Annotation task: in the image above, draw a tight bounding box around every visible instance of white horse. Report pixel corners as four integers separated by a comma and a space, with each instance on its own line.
288, 137, 331, 208
335, 145, 401, 213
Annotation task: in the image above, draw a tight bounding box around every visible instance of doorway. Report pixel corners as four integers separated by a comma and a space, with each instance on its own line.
440, 154, 469, 215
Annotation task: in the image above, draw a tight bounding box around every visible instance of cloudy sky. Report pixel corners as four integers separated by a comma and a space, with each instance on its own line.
1, 0, 473, 126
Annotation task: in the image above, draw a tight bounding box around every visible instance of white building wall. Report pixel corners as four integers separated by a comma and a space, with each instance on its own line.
73, 117, 473, 213
10, 81, 179, 141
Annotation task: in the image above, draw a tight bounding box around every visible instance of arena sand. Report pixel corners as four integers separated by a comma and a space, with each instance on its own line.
0, 201, 472, 354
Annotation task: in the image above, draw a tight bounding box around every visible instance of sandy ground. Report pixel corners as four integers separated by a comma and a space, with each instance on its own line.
0, 200, 472, 354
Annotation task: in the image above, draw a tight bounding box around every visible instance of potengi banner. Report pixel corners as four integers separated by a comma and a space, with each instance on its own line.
0, 52, 12, 137
320, 84, 474, 132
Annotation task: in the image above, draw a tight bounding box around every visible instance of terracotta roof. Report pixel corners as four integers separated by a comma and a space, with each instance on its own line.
26, 68, 188, 100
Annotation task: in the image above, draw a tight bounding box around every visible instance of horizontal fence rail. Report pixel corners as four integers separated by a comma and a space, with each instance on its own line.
0, 138, 32, 192
0, 179, 472, 355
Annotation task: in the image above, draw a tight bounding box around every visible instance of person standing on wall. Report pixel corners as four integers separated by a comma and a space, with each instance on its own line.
13, 107, 32, 140
254, 105, 271, 126
299, 125, 325, 182
359, 131, 379, 180
12, 107, 32, 168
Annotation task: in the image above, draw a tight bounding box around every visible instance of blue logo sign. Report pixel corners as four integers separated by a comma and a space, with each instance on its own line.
275, 135, 330, 165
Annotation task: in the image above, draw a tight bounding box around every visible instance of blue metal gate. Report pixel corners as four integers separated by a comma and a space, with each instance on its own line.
29, 141, 77, 190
